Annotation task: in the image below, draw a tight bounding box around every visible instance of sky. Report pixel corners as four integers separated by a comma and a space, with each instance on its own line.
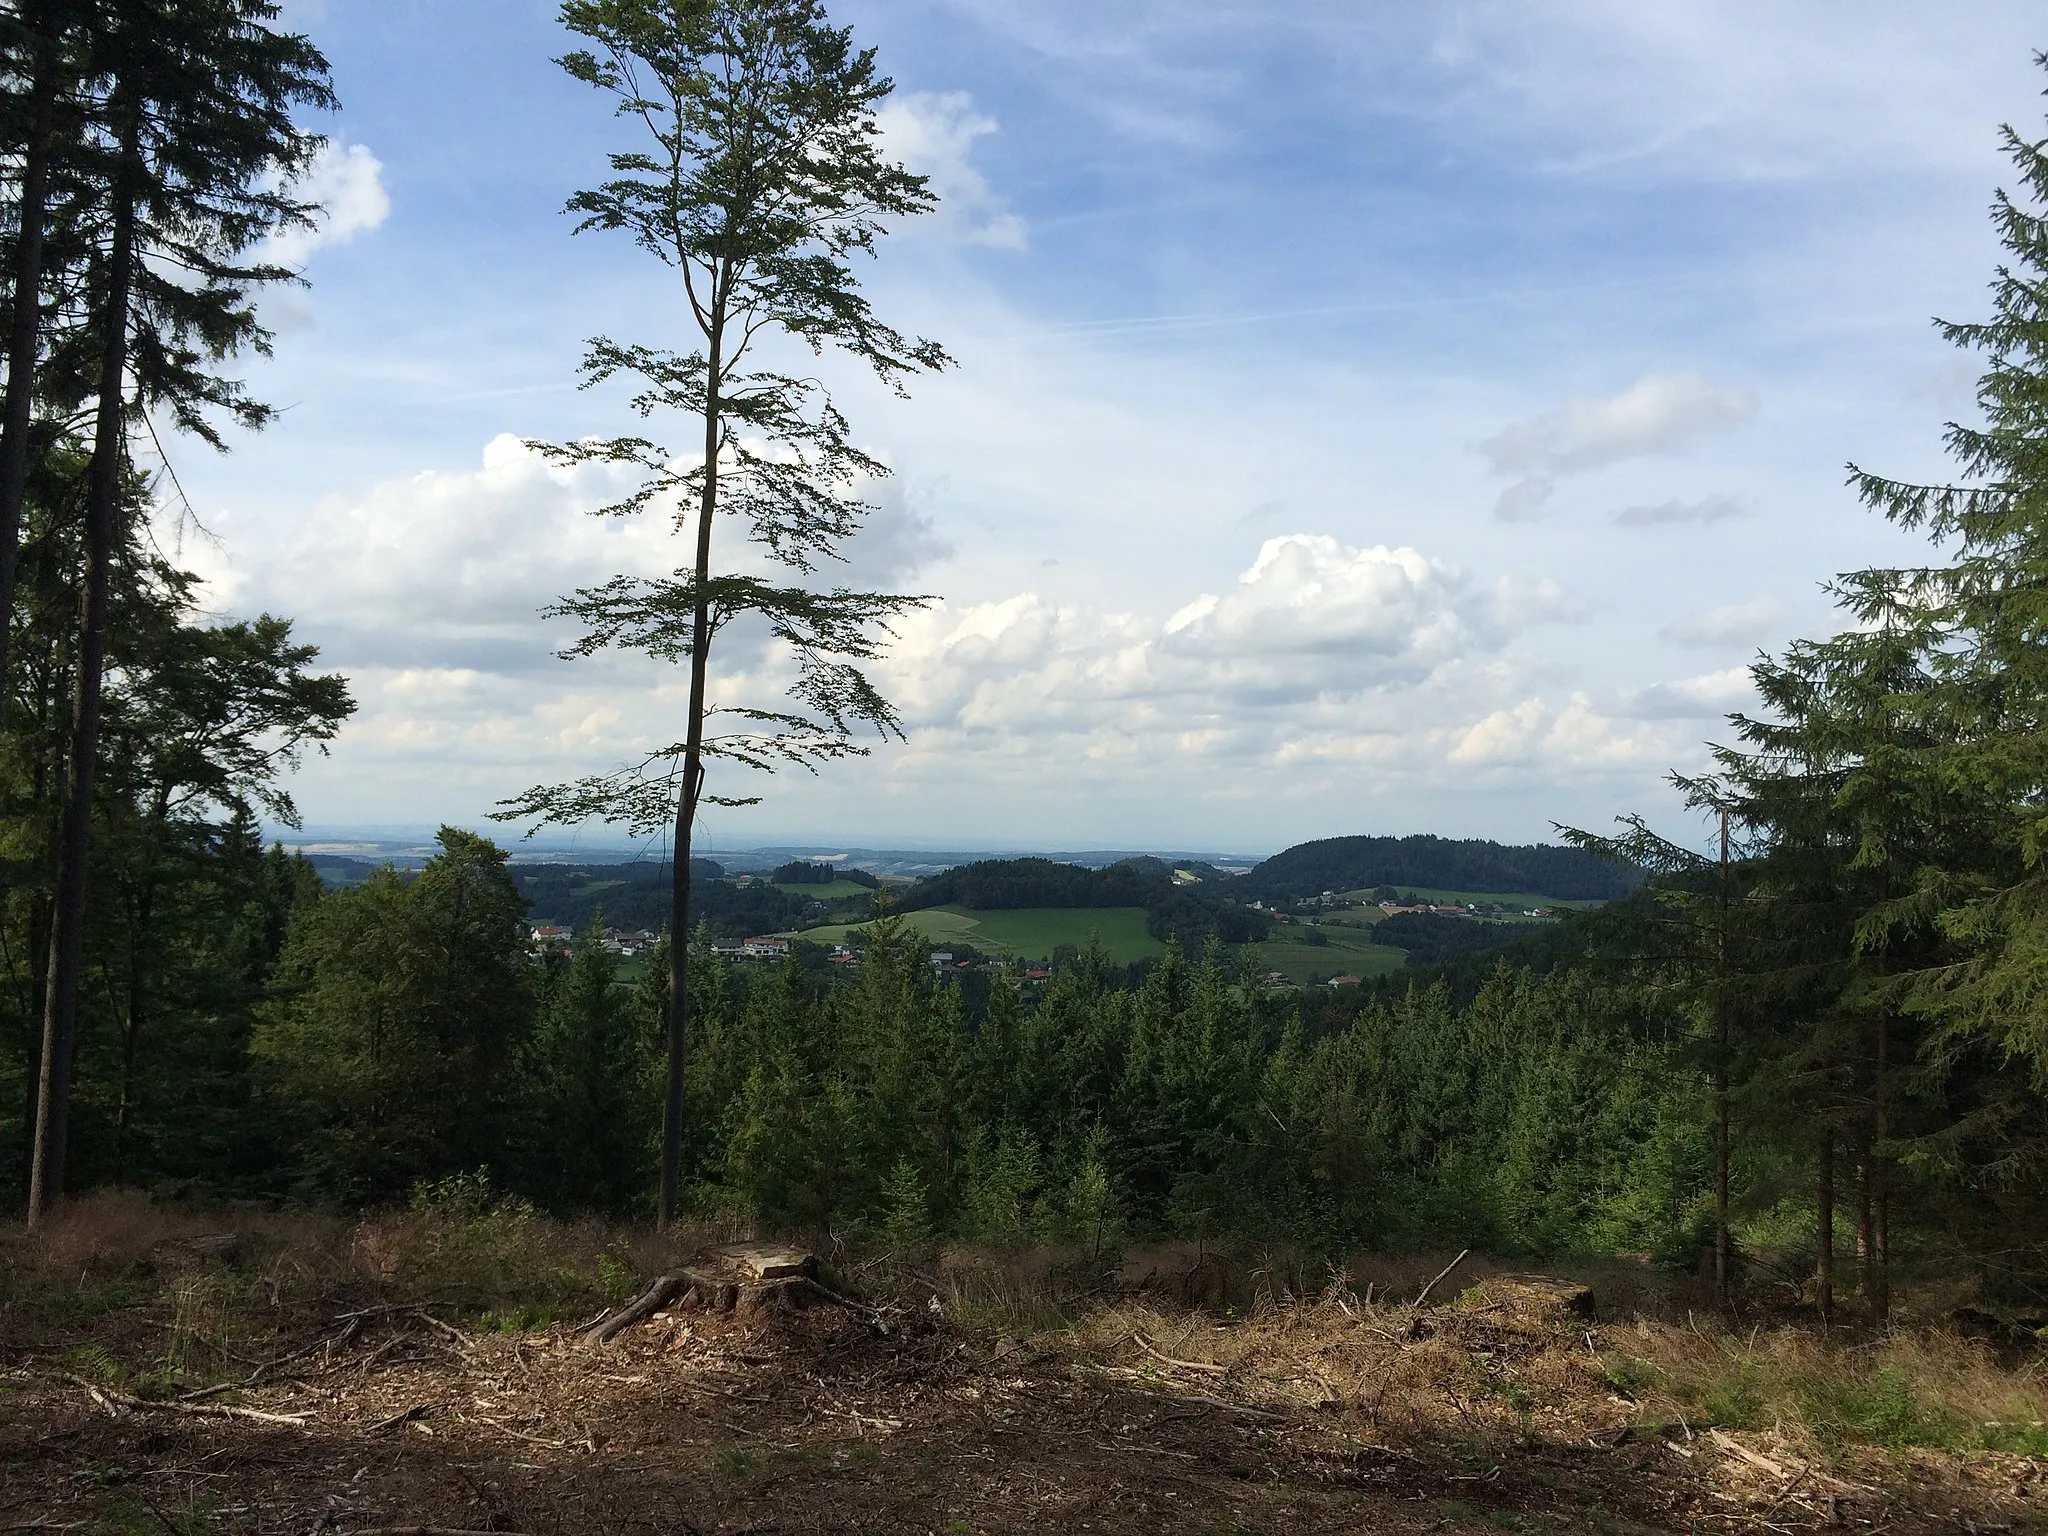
169, 0, 2047, 858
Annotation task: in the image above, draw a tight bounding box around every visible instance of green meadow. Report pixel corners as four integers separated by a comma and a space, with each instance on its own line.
801, 904, 1161, 963
768, 878, 881, 902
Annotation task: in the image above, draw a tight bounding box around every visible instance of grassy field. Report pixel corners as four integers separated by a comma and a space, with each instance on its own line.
802, 905, 1163, 963
770, 879, 881, 902
1254, 925, 1407, 984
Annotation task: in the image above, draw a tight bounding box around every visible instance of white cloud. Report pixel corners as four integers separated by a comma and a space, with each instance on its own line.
1614, 493, 1747, 528
1660, 596, 1791, 649
1479, 371, 1756, 520
1621, 666, 1758, 719
875, 92, 1028, 250
263, 142, 391, 268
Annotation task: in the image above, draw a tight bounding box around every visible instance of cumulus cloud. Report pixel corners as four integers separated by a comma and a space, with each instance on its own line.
1660, 596, 1790, 649
874, 92, 1028, 249
869, 533, 1677, 792
195, 439, 1723, 823
1621, 666, 1758, 719
1479, 371, 1756, 521
263, 141, 391, 268
1613, 493, 1747, 527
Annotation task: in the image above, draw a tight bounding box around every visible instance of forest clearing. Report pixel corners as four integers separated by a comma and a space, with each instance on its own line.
2, 1195, 2043, 1535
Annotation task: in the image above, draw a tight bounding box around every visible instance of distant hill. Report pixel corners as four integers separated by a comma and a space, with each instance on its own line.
1237, 834, 1639, 904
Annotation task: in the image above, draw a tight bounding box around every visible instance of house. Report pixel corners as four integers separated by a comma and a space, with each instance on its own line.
740, 936, 790, 959
1328, 974, 1363, 988
929, 950, 954, 967
712, 939, 745, 959
529, 924, 571, 947
1024, 967, 1051, 982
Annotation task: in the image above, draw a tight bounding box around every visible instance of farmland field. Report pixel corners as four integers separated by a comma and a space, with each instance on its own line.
769, 878, 880, 902
802, 905, 1162, 962
1255, 928, 1407, 984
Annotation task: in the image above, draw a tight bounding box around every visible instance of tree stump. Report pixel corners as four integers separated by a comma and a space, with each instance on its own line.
584, 1243, 862, 1346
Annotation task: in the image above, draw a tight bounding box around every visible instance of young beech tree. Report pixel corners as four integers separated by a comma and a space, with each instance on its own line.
495, 0, 947, 1223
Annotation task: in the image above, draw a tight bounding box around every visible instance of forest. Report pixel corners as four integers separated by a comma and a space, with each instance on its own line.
0, 3, 2044, 1326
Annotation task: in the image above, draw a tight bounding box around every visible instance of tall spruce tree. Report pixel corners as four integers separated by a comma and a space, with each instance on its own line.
26, 0, 332, 1228
495, 0, 948, 1224
0, 2, 85, 700
1844, 54, 2048, 1087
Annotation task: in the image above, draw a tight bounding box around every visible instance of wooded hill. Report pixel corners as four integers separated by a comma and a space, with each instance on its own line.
512, 862, 848, 939
1236, 834, 1641, 903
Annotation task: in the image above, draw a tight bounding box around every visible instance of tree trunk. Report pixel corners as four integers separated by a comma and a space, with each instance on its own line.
114, 850, 160, 1184
1870, 1011, 1890, 1323
0, 20, 60, 707
658, 291, 725, 1229
1712, 810, 1731, 1307
1816, 1129, 1834, 1328
26, 114, 138, 1231
1855, 1153, 1872, 1263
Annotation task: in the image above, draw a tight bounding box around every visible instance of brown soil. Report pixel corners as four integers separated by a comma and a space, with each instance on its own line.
2, 1267, 2042, 1535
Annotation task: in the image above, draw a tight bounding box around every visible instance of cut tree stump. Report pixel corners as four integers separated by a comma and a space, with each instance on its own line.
712, 1242, 816, 1282
584, 1244, 861, 1345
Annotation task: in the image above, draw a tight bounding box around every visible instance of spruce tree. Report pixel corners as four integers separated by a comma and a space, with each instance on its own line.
23, 0, 331, 1227
1844, 55, 2048, 1085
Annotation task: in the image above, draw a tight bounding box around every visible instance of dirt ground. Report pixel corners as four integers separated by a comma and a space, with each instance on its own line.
3, 1257, 2042, 1536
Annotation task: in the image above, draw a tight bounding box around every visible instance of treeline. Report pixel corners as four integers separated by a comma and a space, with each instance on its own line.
98, 833, 2020, 1308
1237, 834, 1642, 904
512, 861, 824, 938
10, 812, 2043, 1307
64, 828, 1703, 1265
898, 856, 1271, 947
771, 860, 877, 889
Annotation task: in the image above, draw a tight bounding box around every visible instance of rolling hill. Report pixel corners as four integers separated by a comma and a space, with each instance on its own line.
1235, 833, 1639, 904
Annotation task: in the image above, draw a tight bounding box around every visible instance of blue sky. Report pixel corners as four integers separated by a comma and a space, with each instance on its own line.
177, 1, 2045, 856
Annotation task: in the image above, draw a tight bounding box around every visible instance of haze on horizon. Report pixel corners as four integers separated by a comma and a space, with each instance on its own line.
182, 0, 2046, 855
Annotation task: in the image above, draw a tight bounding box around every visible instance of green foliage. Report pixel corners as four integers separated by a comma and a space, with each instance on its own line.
515, 915, 657, 1213
877, 1157, 932, 1251
250, 830, 536, 1203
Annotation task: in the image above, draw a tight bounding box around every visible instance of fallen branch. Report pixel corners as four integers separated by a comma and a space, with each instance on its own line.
1167, 1392, 1291, 1423
584, 1274, 684, 1346
330, 1301, 456, 1324
1412, 1250, 1470, 1309
366, 1403, 440, 1435
59, 1372, 310, 1427
467, 1411, 572, 1450
343, 1528, 530, 1536
1132, 1334, 1228, 1376
415, 1312, 475, 1351
1709, 1428, 1789, 1479
1706, 1429, 1874, 1495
